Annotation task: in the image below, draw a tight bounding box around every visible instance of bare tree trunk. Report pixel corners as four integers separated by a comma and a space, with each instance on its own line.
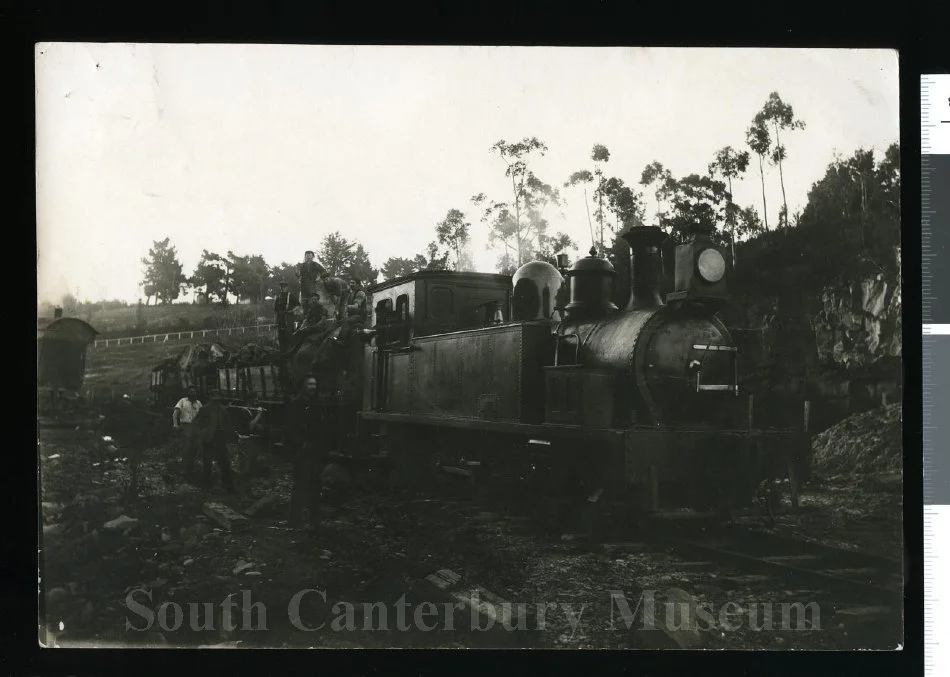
510, 173, 523, 265
774, 125, 788, 228
598, 176, 604, 252
727, 176, 736, 266
757, 154, 770, 232
778, 161, 788, 228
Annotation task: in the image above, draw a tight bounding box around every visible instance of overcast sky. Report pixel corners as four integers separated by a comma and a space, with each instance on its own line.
36, 45, 899, 304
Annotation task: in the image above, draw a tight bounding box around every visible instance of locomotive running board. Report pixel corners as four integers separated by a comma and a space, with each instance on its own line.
360, 411, 624, 442
359, 411, 803, 440
440, 465, 472, 477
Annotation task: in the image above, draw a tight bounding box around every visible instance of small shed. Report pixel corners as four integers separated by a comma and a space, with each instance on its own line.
37, 310, 98, 391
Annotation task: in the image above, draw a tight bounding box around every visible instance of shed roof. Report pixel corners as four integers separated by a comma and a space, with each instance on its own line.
37, 317, 98, 343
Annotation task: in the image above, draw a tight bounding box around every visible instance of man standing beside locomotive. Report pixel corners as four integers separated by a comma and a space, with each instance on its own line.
191, 389, 238, 493
287, 374, 327, 532
296, 250, 327, 315
172, 386, 202, 477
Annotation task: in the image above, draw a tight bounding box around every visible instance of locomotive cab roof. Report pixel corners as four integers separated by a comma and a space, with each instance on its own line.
367, 269, 511, 294
368, 269, 513, 339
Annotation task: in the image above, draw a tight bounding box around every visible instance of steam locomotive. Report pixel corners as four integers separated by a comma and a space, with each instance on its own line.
284, 226, 809, 523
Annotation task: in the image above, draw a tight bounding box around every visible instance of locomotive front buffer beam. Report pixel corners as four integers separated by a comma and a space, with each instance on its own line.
622, 428, 809, 518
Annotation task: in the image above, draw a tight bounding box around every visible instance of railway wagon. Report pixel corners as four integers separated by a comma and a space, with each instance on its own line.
217, 363, 284, 402
149, 343, 225, 408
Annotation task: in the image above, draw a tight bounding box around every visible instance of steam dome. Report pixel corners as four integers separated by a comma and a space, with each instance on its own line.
512, 260, 564, 321
564, 247, 619, 320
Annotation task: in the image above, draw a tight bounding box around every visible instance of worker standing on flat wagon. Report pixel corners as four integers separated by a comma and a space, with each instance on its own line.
274, 280, 298, 348
334, 277, 368, 344
296, 250, 326, 316
287, 374, 327, 532
172, 386, 202, 477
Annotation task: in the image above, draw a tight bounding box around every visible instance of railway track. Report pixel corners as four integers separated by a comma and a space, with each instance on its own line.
649, 524, 904, 646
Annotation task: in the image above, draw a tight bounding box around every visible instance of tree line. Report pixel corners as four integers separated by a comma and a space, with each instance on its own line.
139, 231, 379, 306
126, 90, 897, 307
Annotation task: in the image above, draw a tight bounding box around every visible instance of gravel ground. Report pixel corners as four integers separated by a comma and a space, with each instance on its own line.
38, 403, 904, 650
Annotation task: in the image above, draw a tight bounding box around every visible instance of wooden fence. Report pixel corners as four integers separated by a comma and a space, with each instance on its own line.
92, 323, 278, 349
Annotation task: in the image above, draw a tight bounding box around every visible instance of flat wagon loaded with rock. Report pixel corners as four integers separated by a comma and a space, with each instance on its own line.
150, 342, 284, 407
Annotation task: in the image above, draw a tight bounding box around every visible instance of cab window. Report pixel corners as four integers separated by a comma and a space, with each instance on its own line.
375, 298, 393, 326
429, 287, 454, 319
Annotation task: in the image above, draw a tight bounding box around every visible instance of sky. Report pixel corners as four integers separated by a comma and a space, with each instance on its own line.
35, 45, 899, 305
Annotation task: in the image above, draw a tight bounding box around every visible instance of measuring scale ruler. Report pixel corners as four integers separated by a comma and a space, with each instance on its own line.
923, 74, 950, 676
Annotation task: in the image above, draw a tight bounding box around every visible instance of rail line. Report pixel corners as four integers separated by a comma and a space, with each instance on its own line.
648, 523, 903, 645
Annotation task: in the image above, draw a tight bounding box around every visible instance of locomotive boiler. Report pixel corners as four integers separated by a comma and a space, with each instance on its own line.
286, 226, 809, 524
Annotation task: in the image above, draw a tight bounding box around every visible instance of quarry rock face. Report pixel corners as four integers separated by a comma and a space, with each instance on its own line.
745, 249, 901, 371
811, 252, 902, 369
733, 247, 901, 432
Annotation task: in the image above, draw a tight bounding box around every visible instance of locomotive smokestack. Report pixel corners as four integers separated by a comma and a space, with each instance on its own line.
621, 226, 667, 310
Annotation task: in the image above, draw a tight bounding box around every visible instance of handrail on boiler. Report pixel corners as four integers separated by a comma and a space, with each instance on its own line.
554, 332, 580, 366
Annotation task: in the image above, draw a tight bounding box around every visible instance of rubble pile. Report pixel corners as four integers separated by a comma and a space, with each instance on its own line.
810, 403, 902, 477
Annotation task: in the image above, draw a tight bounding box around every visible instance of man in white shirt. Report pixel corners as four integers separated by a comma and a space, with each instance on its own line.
172, 386, 202, 477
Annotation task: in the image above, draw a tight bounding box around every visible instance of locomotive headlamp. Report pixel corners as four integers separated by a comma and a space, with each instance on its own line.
696, 248, 726, 283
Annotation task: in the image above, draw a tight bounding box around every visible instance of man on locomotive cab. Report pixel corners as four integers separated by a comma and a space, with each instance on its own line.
334, 277, 368, 343
275, 280, 298, 325
300, 293, 328, 330
297, 250, 326, 314
287, 374, 326, 531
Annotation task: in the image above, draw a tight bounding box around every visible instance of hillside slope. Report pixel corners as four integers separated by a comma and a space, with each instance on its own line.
58, 303, 274, 339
